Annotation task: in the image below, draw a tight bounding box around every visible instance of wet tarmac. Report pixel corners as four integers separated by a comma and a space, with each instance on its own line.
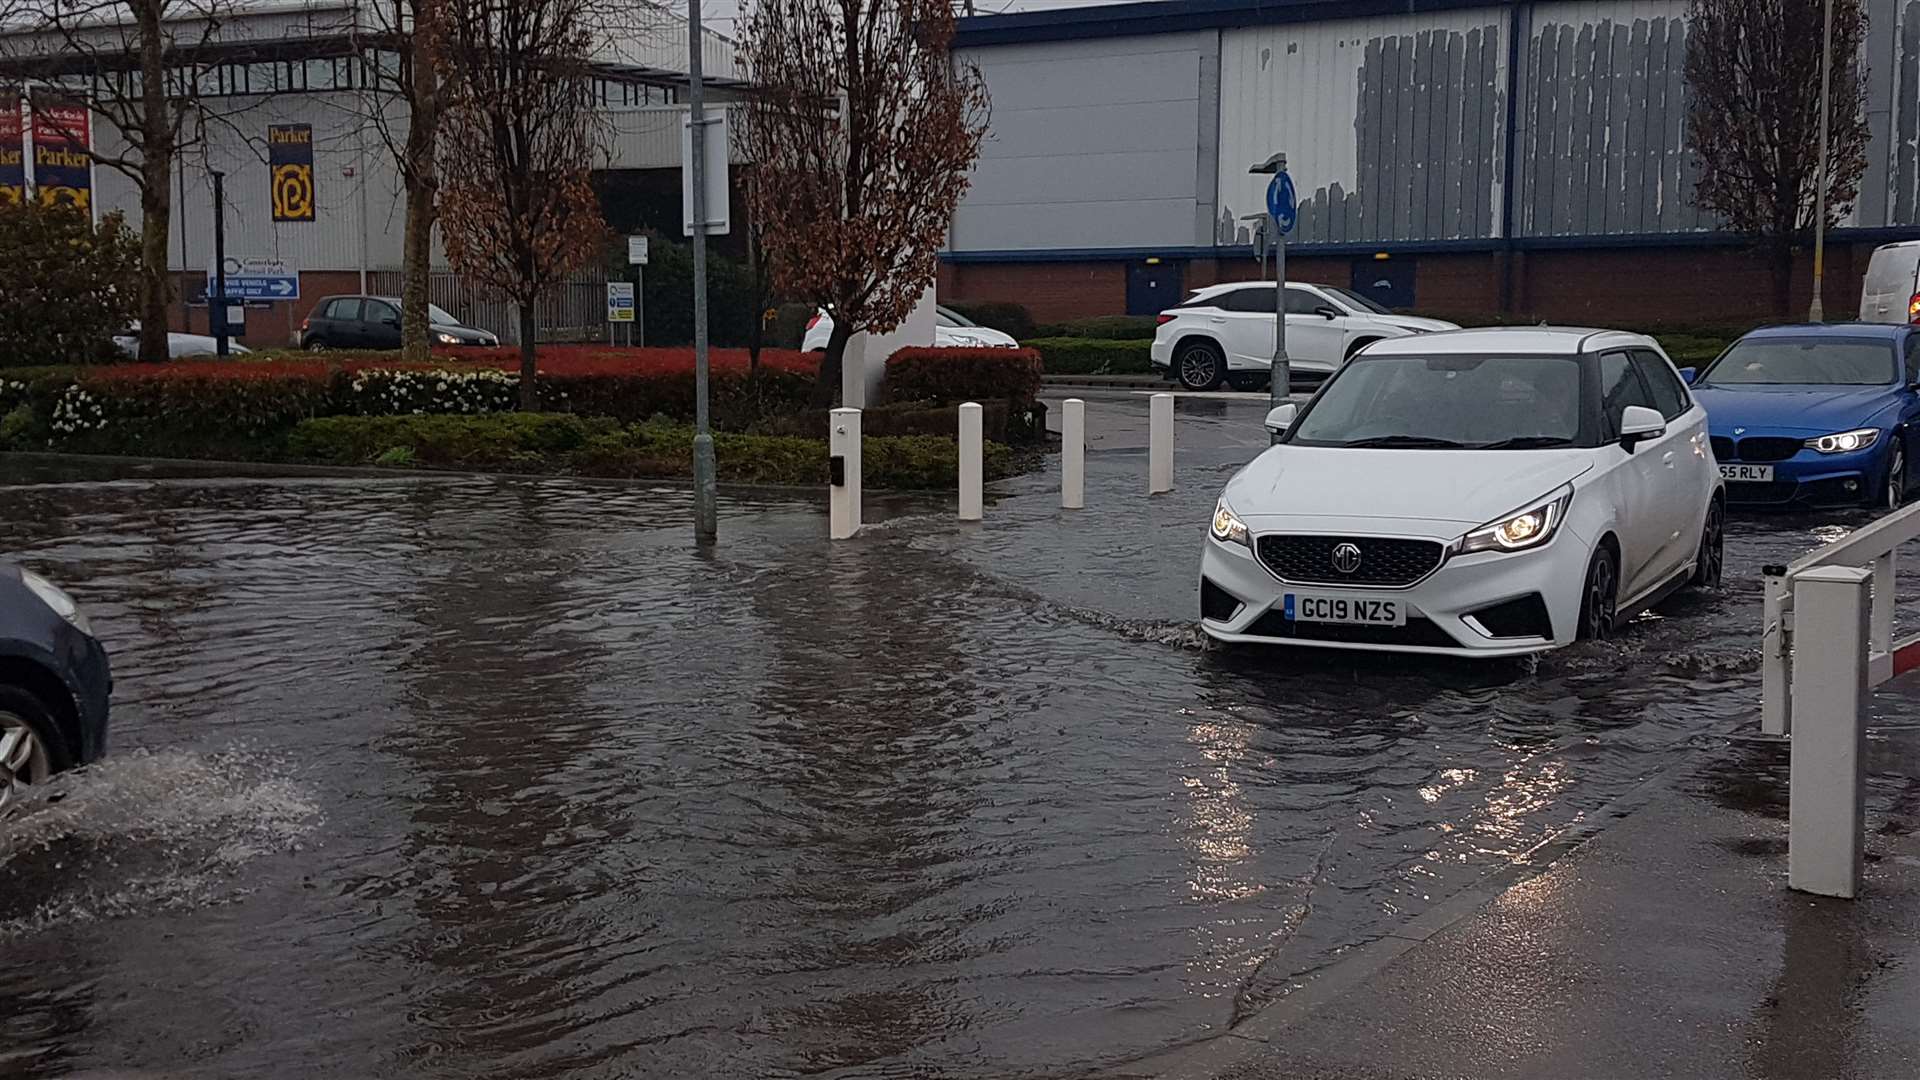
3, 405, 1919, 1079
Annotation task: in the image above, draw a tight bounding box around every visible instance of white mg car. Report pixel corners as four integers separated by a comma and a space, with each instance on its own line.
1200, 328, 1724, 658
1151, 281, 1457, 390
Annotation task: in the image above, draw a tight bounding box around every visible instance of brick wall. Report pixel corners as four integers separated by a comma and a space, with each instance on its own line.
939, 261, 1126, 321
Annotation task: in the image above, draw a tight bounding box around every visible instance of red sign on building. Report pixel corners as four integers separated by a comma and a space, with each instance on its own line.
30, 100, 92, 211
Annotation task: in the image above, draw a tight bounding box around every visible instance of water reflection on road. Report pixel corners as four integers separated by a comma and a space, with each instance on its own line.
0, 448, 1906, 1079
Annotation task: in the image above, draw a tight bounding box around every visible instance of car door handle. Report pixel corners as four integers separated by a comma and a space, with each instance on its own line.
1209, 316, 1226, 324
1662, 451, 1676, 468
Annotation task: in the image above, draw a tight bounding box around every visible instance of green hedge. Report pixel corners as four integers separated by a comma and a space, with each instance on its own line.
288, 413, 1016, 488
1024, 337, 1154, 375
883, 347, 1043, 406
1031, 315, 1158, 341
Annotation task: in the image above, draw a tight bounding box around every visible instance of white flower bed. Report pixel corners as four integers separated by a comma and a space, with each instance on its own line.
343, 367, 519, 416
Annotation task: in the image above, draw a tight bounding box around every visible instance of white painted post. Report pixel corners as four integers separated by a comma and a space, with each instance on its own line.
959, 402, 983, 521
829, 407, 861, 540
841, 333, 867, 409
1148, 392, 1174, 494
1761, 567, 1793, 736
1062, 397, 1085, 510
1872, 549, 1896, 657
1788, 565, 1871, 899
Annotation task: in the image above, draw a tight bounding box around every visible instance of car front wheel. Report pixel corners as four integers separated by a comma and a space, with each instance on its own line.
1578, 545, 1619, 641
0, 686, 66, 818
1882, 441, 1906, 510
1175, 341, 1226, 391
1689, 498, 1724, 589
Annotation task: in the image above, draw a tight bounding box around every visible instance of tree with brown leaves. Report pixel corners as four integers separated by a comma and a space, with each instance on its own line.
437, 0, 608, 409
740, 0, 989, 407
1685, 0, 1869, 317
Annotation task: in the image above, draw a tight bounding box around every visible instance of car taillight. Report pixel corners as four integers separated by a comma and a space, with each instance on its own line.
1156, 313, 1175, 325
806, 314, 821, 329
1908, 292, 1920, 323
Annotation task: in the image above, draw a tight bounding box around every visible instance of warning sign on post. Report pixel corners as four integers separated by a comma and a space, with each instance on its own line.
607, 281, 635, 323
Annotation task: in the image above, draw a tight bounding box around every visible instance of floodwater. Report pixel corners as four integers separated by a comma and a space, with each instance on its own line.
1, 411, 1915, 1079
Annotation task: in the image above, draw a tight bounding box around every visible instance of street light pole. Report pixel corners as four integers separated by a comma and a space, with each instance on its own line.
687, 0, 717, 542
1249, 152, 1290, 410
1810, 0, 1835, 323
211, 170, 229, 358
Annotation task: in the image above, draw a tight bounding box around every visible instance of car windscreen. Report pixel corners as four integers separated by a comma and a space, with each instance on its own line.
936, 306, 975, 327
1288, 354, 1586, 449
428, 304, 461, 326
1327, 286, 1393, 315
1699, 338, 1895, 386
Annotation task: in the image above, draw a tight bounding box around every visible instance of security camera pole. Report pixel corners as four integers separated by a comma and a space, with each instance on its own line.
1251, 152, 1295, 410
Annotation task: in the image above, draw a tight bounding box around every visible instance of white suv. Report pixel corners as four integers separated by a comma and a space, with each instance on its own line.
1200, 328, 1723, 658
1151, 281, 1457, 390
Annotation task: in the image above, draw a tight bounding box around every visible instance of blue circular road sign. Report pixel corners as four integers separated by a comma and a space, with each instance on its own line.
1267, 171, 1298, 235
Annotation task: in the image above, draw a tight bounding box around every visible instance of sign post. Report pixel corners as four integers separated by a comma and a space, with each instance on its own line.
607, 281, 635, 345
627, 235, 649, 348
1263, 158, 1297, 410
205, 256, 299, 301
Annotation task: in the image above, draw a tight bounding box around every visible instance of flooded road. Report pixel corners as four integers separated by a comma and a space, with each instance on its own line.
1, 429, 1914, 1079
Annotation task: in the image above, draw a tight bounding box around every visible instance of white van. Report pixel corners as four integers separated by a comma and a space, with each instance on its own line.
1859, 241, 1920, 323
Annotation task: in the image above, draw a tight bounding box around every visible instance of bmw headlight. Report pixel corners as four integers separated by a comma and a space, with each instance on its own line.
1210, 499, 1249, 547
1806, 428, 1880, 454
20, 569, 92, 636
434, 331, 462, 346
1456, 485, 1573, 555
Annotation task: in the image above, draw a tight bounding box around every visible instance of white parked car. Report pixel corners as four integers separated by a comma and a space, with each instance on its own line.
112, 322, 252, 359
803, 306, 1019, 352
1151, 281, 1457, 390
1859, 240, 1920, 324
1200, 328, 1723, 658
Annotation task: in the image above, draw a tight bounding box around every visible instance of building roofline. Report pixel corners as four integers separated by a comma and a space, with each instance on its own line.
953, 0, 1516, 49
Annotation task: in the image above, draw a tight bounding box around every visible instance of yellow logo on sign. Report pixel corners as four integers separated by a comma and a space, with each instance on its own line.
272, 162, 314, 221
38, 185, 89, 211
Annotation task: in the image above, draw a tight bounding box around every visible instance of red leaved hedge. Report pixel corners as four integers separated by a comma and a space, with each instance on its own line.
883, 347, 1043, 406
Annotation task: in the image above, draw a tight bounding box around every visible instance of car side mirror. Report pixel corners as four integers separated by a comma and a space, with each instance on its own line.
382, 316, 400, 328
1314, 306, 1340, 320
1618, 405, 1666, 451
1678, 367, 1697, 385
1264, 403, 1297, 436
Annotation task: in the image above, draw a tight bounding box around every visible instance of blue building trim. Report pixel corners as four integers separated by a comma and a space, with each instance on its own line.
955, 0, 1516, 48
939, 228, 1920, 264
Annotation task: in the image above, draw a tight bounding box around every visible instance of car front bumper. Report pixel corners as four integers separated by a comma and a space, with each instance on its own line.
1198, 528, 1589, 658
1716, 441, 1888, 508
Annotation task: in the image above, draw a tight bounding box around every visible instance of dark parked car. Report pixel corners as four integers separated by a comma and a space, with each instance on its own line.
1, 564, 110, 814
298, 296, 500, 351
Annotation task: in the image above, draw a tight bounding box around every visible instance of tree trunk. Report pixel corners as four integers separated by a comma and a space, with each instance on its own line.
135, 0, 171, 363
399, 35, 440, 364
812, 318, 852, 409
1768, 235, 1795, 319
518, 302, 538, 411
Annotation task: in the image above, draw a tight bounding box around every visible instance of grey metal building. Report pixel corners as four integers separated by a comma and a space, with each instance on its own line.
939, 0, 1920, 322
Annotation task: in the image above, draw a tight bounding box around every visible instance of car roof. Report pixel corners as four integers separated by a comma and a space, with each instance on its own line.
316, 295, 404, 304
1361, 325, 1658, 356
1738, 322, 1907, 341
1188, 280, 1326, 297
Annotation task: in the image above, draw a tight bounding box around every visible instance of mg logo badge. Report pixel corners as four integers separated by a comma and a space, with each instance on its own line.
1332, 542, 1363, 574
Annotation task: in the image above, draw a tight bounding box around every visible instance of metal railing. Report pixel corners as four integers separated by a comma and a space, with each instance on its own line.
365, 268, 610, 345
1761, 500, 1920, 735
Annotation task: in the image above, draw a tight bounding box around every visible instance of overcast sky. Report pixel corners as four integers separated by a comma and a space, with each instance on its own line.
697, 0, 1135, 38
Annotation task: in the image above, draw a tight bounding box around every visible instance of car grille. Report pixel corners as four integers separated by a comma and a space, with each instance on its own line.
1254, 535, 1446, 588
1710, 435, 1734, 461
1246, 610, 1461, 648
1734, 436, 1803, 462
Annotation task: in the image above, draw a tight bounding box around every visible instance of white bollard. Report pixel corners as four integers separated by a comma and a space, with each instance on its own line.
829, 407, 861, 540
1062, 397, 1085, 509
1788, 564, 1871, 899
1148, 392, 1174, 494
959, 401, 983, 521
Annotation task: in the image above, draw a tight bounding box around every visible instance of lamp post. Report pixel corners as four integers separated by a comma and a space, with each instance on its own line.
687, 0, 717, 542
1809, 0, 1835, 323
1250, 152, 1289, 410
211, 170, 228, 358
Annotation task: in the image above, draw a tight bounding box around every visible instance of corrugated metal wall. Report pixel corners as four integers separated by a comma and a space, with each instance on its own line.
1216, 10, 1508, 246
1875, 0, 1920, 225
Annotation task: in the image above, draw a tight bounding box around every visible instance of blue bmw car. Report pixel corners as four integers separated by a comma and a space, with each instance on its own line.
1691, 324, 1920, 509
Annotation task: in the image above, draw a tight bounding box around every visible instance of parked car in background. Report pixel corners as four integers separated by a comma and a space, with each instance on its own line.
1859, 240, 1920, 324
1151, 281, 1458, 391
1692, 324, 1920, 509
1, 564, 110, 815
299, 296, 500, 351
1200, 328, 1720, 657
112, 323, 252, 359
802, 306, 1020, 352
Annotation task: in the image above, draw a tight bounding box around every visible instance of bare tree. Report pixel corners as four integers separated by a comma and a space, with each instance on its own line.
740, 0, 988, 408
0, 0, 251, 361
437, 0, 608, 409
346, 0, 449, 362
1685, 0, 1870, 316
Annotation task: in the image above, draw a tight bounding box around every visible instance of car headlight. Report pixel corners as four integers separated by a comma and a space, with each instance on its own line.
434, 331, 462, 345
20, 568, 92, 636
1210, 499, 1250, 547
1455, 485, 1573, 555
1805, 428, 1879, 454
